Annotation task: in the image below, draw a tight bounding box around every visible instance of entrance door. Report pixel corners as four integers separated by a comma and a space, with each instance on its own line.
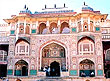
22, 66, 28, 76
0, 64, 7, 77
50, 61, 60, 76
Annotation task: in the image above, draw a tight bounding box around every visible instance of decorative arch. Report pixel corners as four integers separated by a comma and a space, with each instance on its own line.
15, 39, 29, 56
60, 22, 70, 34
79, 59, 95, 77
78, 36, 95, 55
39, 40, 68, 71
50, 22, 58, 34
14, 60, 28, 76
39, 23, 47, 34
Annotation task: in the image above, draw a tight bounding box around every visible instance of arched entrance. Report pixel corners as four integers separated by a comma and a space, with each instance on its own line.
79, 59, 95, 77
41, 43, 66, 77
50, 61, 60, 76
14, 60, 28, 76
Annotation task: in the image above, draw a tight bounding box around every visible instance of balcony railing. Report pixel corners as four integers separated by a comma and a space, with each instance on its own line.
0, 50, 7, 61
0, 36, 9, 43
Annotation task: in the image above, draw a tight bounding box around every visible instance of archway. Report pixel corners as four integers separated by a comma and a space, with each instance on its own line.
50, 61, 60, 76
39, 23, 47, 34
79, 59, 95, 77
14, 60, 28, 76
50, 22, 58, 34
60, 22, 70, 34
41, 43, 66, 76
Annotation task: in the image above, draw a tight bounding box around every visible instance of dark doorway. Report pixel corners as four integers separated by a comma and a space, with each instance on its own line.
0, 64, 7, 77
50, 61, 60, 76
22, 66, 28, 76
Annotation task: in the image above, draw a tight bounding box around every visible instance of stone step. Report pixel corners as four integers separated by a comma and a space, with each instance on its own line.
37, 77, 65, 81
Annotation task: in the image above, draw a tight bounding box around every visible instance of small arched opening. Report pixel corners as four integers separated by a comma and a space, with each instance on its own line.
61, 22, 70, 34
39, 23, 47, 34
79, 59, 95, 77
50, 22, 58, 34
14, 60, 28, 76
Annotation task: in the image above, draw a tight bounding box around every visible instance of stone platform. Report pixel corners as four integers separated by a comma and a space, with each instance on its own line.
6, 77, 110, 81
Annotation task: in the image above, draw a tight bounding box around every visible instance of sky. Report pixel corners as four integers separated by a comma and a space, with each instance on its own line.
0, 0, 110, 23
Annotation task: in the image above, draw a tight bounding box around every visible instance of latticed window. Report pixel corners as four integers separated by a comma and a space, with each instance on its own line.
106, 50, 110, 60
0, 50, 7, 61
16, 40, 29, 56
78, 37, 94, 55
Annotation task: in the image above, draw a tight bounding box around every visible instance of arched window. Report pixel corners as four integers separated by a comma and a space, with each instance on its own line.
50, 22, 58, 34
106, 49, 110, 61
61, 22, 70, 34
78, 37, 94, 55
15, 39, 29, 56
25, 24, 30, 34
83, 22, 88, 31
39, 23, 47, 34
19, 23, 24, 34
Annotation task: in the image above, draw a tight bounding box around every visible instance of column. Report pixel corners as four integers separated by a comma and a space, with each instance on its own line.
58, 20, 60, 33
36, 21, 38, 34
81, 18, 83, 31
30, 22, 32, 34
16, 22, 19, 41
69, 20, 72, 33
46, 21, 50, 34
88, 17, 90, 31
24, 20, 26, 34
93, 19, 95, 31
76, 21, 78, 32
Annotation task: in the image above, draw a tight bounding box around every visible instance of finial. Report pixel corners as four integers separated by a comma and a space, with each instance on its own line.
84, 2, 86, 6
54, 4, 56, 8
45, 4, 47, 9
64, 3, 65, 7
24, 4, 26, 9
26, 7, 28, 10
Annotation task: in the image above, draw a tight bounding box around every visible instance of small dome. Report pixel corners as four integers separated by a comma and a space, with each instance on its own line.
82, 5, 94, 11
20, 5, 32, 14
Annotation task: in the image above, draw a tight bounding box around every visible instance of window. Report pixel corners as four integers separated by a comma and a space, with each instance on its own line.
0, 50, 7, 61
16, 40, 29, 56
78, 38, 94, 55
106, 50, 110, 61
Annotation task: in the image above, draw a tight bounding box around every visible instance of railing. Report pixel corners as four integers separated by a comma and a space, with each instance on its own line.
0, 37, 9, 43
0, 50, 7, 61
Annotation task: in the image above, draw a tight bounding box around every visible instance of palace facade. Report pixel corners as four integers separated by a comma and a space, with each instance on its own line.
0, 3, 110, 81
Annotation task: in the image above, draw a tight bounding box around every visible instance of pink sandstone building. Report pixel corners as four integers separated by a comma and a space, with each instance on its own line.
0, 3, 110, 81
